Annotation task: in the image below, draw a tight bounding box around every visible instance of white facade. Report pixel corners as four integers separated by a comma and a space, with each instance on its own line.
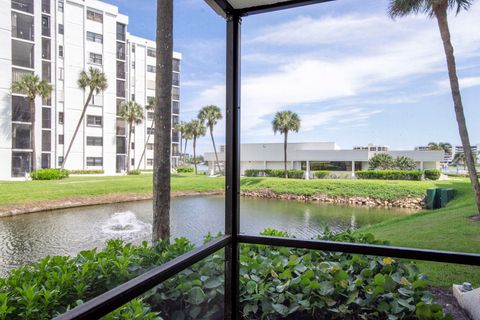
1, 0, 181, 179
205, 142, 444, 176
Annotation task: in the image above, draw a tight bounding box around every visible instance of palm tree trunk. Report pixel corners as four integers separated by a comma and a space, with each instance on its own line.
435, 6, 480, 214
178, 135, 182, 165
137, 120, 155, 170
29, 99, 36, 172
62, 89, 94, 169
126, 121, 133, 174
152, 0, 173, 242
284, 131, 288, 179
183, 139, 188, 164
210, 127, 222, 175
193, 136, 197, 174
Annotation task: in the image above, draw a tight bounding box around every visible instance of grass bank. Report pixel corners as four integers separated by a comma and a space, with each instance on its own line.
358, 179, 480, 287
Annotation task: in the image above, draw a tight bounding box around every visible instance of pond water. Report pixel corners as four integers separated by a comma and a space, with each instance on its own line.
0, 196, 411, 275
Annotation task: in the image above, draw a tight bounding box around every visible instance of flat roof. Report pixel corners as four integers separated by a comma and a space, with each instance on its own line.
205, 0, 333, 17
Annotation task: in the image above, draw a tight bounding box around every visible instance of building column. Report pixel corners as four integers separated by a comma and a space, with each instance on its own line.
306, 160, 310, 180
264, 161, 267, 170
351, 161, 355, 177
420, 161, 424, 170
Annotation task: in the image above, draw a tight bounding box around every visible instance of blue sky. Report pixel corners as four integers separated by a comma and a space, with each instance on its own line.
105, 0, 480, 154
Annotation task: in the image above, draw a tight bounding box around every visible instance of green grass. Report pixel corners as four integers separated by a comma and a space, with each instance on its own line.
358, 179, 480, 287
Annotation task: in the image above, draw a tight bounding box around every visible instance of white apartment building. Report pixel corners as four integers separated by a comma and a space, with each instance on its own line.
0, 0, 181, 179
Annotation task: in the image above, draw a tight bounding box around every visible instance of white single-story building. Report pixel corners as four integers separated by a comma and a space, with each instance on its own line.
204, 142, 444, 177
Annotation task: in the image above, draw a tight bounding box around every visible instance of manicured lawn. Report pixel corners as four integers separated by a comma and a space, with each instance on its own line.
358, 179, 480, 287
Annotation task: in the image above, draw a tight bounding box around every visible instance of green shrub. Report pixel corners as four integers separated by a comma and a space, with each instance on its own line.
244, 169, 264, 177
31, 169, 69, 180
313, 170, 330, 179
265, 169, 305, 179
395, 156, 418, 170
368, 153, 395, 170
0, 230, 449, 320
424, 169, 441, 180
176, 166, 194, 173
68, 170, 104, 175
127, 169, 141, 175
356, 170, 423, 181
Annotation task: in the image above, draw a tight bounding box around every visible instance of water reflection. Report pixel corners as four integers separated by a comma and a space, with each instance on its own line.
0, 196, 411, 275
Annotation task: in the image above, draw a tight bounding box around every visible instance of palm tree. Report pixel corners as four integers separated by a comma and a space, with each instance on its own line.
198, 105, 223, 175
272, 111, 301, 178
453, 152, 477, 170
153, 0, 173, 242
428, 142, 452, 154
182, 122, 193, 165
174, 121, 186, 165
189, 120, 206, 175
62, 67, 108, 169
137, 97, 156, 170
11, 74, 52, 172
388, 0, 480, 214
119, 101, 144, 174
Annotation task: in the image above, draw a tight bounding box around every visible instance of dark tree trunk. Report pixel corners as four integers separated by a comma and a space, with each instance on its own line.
62, 88, 94, 170
126, 120, 133, 174
178, 135, 182, 166
137, 120, 155, 170
29, 99, 36, 172
183, 139, 188, 165
210, 126, 222, 174
284, 131, 288, 179
152, 0, 173, 242
434, 6, 480, 215
193, 136, 197, 175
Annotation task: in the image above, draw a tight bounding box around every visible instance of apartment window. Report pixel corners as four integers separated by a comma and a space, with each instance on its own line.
116, 23, 126, 41
58, 134, 64, 144
43, 96, 51, 106
172, 130, 179, 143
87, 157, 103, 166
59, 45, 64, 58
58, 1, 64, 12
116, 42, 126, 60
147, 48, 156, 57
12, 123, 31, 149
173, 59, 180, 72
87, 136, 103, 146
42, 61, 51, 82
12, 0, 34, 14
58, 156, 64, 167
41, 153, 50, 169
59, 67, 64, 80
172, 101, 179, 114
116, 119, 126, 135
86, 31, 103, 43
12, 96, 30, 122
87, 115, 102, 126
89, 52, 102, 65
147, 158, 153, 166
42, 130, 51, 151
147, 127, 154, 135
42, 15, 50, 36
42, 38, 51, 60
116, 80, 125, 97
12, 40, 34, 69
12, 152, 32, 177
59, 112, 64, 124
147, 143, 153, 150
131, 44, 135, 53
86, 10, 103, 23
131, 158, 135, 166
42, 108, 51, 128
42, 0, 50, 14
116, 137, 126, 154
131, 94, 135, 101
11, 12, 34, 41
147, 65, 155, 73
172, 115, 179, 126
172, 144, 179, 156
173, 72, 180, 86
172, 86, 180, 100
132, 61, 135, 69
58, 24, 64, 35
147, 112, 154, 121
116, 61, 125, 79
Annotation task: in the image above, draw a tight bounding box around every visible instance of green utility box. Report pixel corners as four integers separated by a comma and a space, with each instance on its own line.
426, 188, 455, 209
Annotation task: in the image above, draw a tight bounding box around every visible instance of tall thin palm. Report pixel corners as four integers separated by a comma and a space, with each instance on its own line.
12, 75, 52, 172
182, 122, 193, 165
189, 120, 206, 175
272, 111, 301, 178
119, 101, 144, 174
153, 0, 173, 242
62, 67, 108, 169
198, 105, 223, 175
174, 121, 186, 165
388, 0, 480, 215
137, 97, 155, 170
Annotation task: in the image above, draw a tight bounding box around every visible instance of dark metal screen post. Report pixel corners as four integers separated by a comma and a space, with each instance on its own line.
224, 12, 241, 320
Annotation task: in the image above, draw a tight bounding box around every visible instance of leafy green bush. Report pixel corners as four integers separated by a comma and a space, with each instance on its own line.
31, 169, 69, 180
356, 170, 423, 181
313, 170, 330, 179
127, 169, 141, 175
0, 230, 449, 320
265, 169, 304, 179
395, 156, 418, 171
424, 169, 441, 180
176, 166, 194, 173
244, 169, 264, 177
369, 153, 396, 170
68, 170, 104, 175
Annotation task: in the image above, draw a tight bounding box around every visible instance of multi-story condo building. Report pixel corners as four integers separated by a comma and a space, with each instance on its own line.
0, 0, 181, 179
415, 145, 453, 163
353, 144, 389, 152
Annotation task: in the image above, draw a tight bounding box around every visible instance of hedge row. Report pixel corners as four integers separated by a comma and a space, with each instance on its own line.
127, 169, 141, 175
424, 169, 441, 180
176, 166, 194, 173
356, 170, 423, 181
31, 169, 69, 180
68, 170, 104, 175
244, 169, 304, 179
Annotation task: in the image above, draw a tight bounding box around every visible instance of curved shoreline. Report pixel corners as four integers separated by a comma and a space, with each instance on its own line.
0, 188, 425, 217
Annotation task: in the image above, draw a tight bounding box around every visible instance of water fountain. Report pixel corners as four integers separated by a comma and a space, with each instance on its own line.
101, 211, 151, 237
